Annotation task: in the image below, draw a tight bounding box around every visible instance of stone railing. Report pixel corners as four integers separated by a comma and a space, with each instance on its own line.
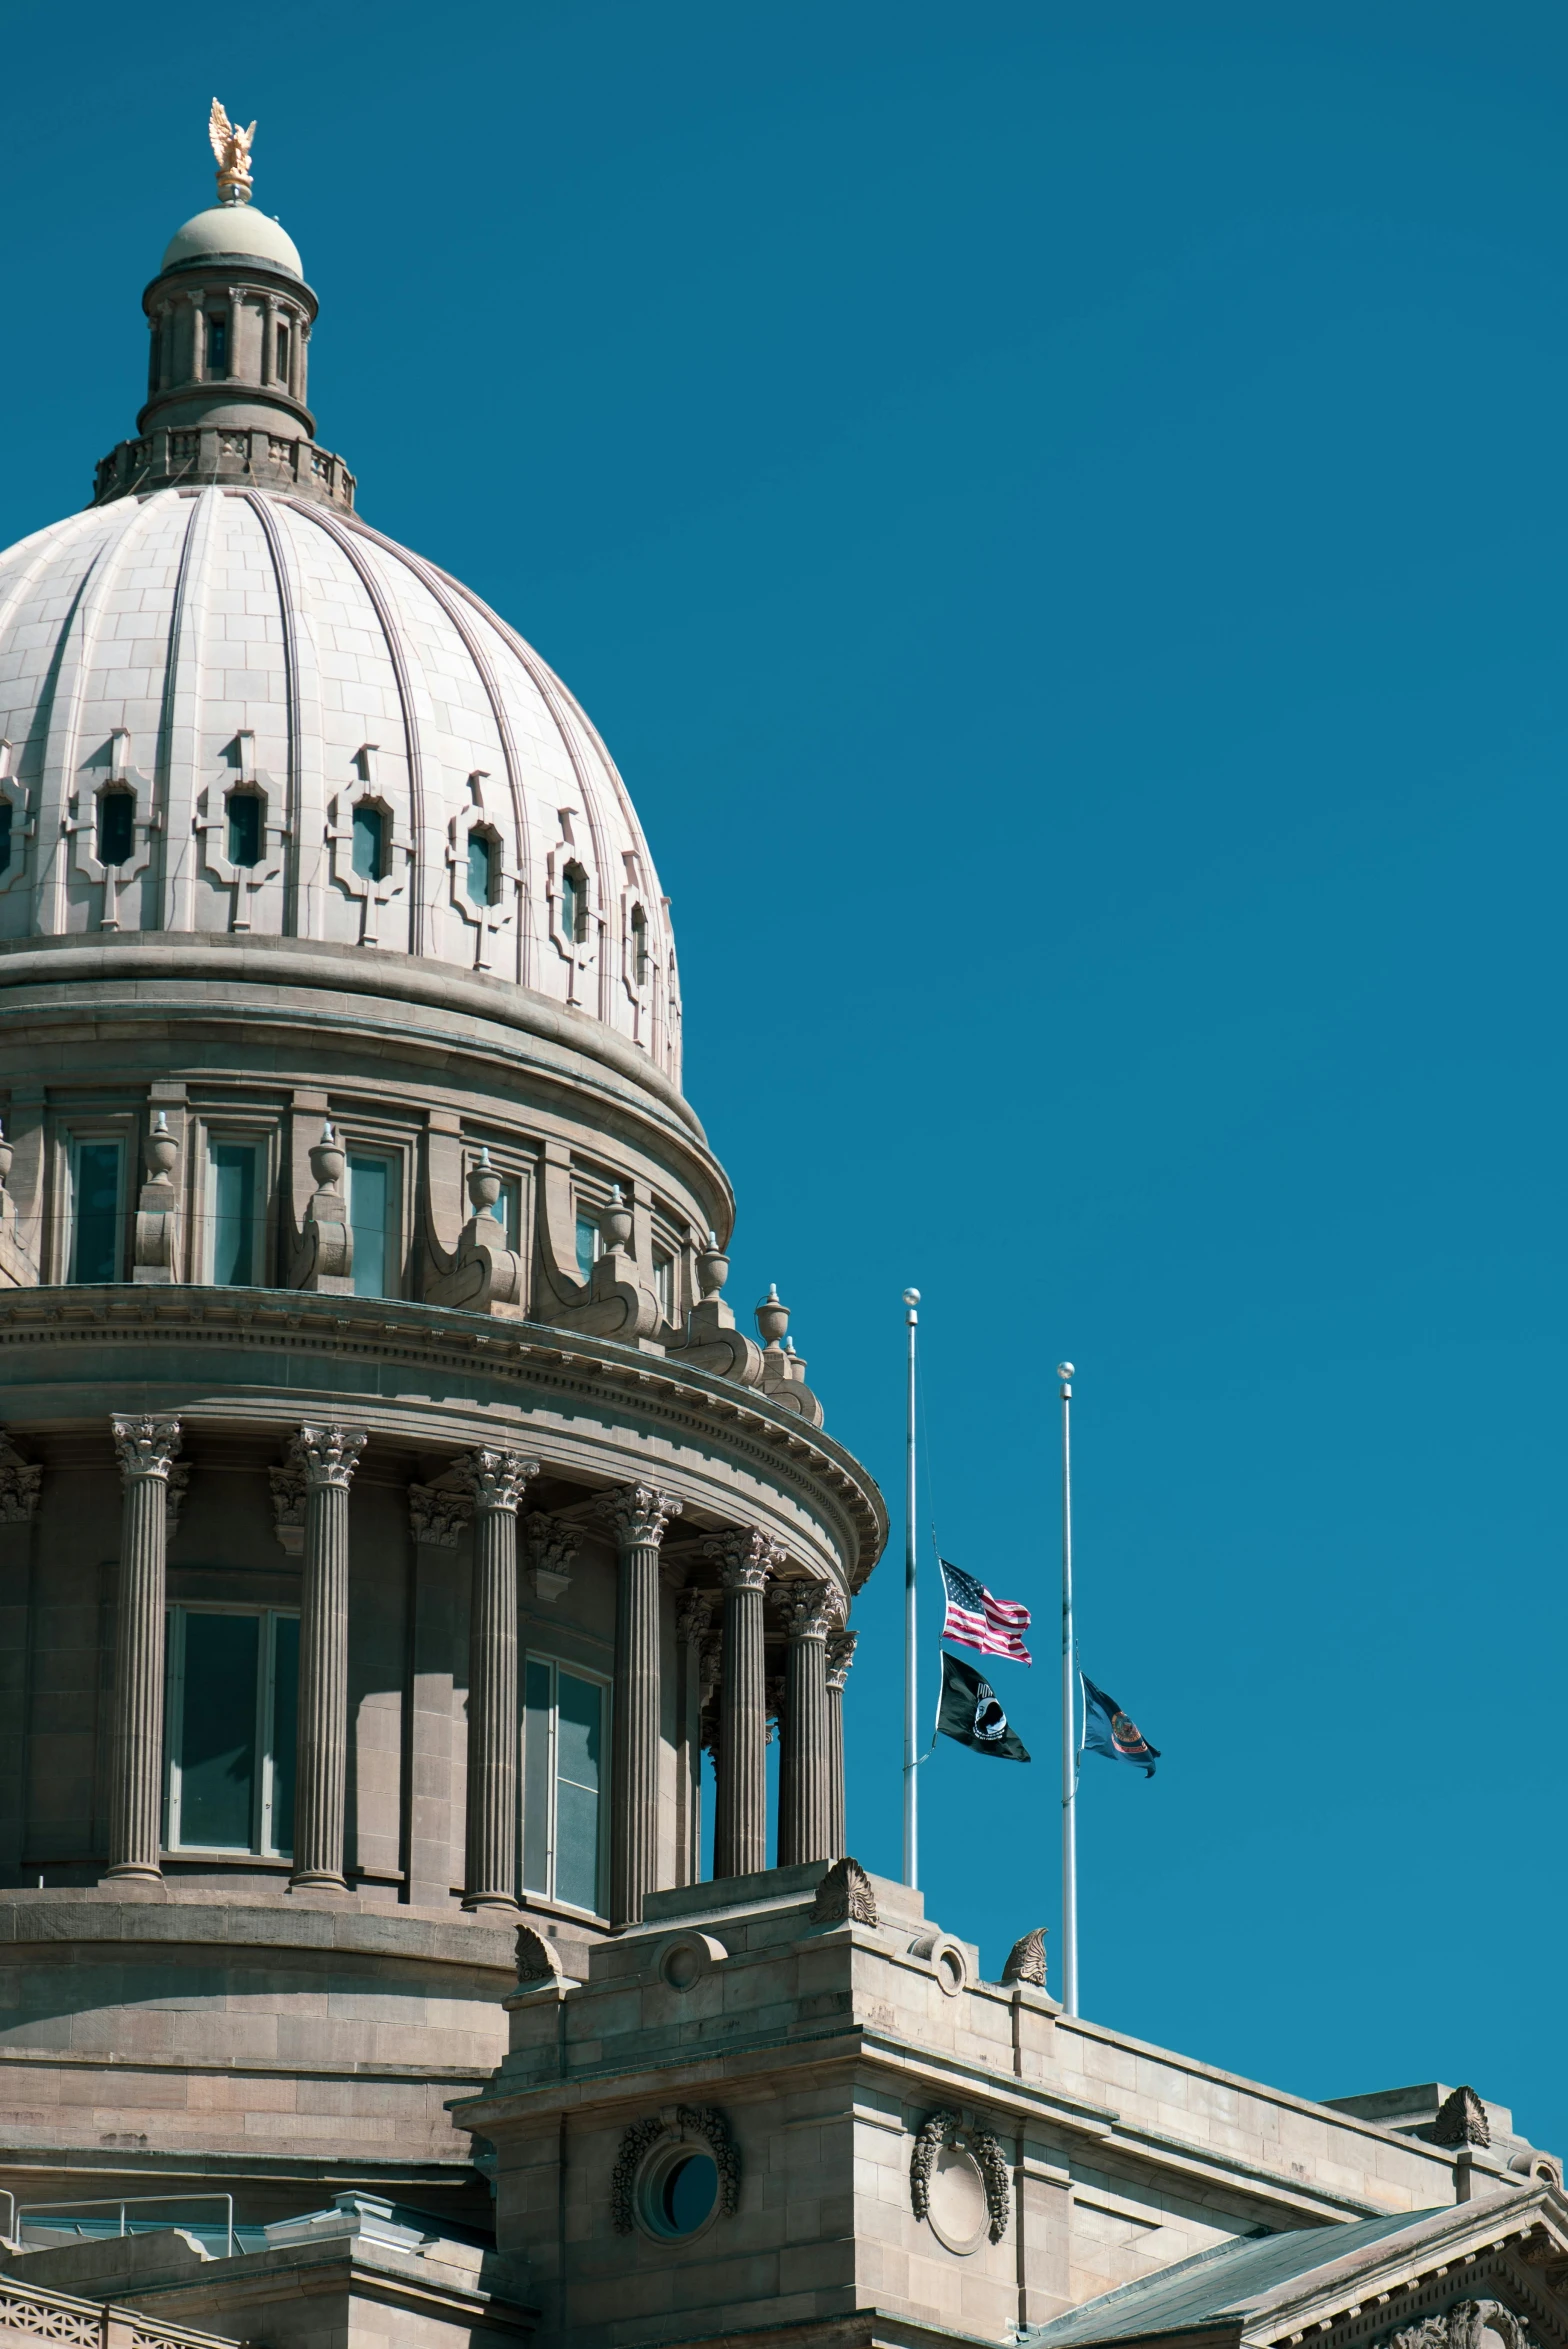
0, 2273, 243, 2349
91, 427, 355, 511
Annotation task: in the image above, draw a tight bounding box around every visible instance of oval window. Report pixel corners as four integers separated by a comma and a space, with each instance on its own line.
652, 2151, 717, 2237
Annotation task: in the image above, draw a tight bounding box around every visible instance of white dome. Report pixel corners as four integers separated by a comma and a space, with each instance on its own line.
0, 487, 681, 1084
161, 204, 304, 278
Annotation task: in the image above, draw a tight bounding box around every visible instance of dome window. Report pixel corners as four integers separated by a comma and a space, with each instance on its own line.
97, 788, 135, 869
630, 903, 649, 987
351, 800, 386, 883
275, 322, 290, 385
0, 800, 13, 879
466, 828, 497, 907
226, 790, 263, 869
561, 861, 587, 945
205, 314, 228, 376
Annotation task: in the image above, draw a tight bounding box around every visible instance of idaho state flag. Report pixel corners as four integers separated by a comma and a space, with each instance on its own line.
936, 1651, 1030, 1761
1081, 1674, 1160, 1777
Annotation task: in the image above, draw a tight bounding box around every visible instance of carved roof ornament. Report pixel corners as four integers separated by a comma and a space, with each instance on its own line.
810, 1855, 877, 1927
516, 1925, 565, 1984
1432, 2084, 1491, 2148
1001, 1927, 1049, 1989
209, 99, 257, 207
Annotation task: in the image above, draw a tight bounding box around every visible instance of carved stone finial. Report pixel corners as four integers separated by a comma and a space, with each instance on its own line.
810, 1855, 877, 1926
703, 1525, 780, 1592
525, 1511, 582, 1601
1001, 1927, 1049, 1989
111, 1415, 182, 1482
290, 1424, 367, 1489
209, 98, 257, 206
1432, 2085, 1491, 2148
453, 1447, 539, 1514
599, 1183, 634, 1253
599, 1483, 682, 1549
144, 1111, 179, 1187
755, 1282, 789, 1348
696, 1234, 729, 1300
408, 1483, 472, 1549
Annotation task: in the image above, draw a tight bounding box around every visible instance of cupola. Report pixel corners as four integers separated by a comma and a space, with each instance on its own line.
91, 100, 355, 512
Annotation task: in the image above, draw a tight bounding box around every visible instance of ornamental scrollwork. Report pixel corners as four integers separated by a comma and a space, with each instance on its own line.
910, 2109, 1010, 2244
610, 2105, 741, 2234
1389, 2305, 1536, 2349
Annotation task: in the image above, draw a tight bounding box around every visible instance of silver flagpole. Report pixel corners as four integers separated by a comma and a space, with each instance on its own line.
1058, 1360, 1078, 2017
903, 1287, 921, 1888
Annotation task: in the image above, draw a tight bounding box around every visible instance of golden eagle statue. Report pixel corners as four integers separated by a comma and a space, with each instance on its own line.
209, 99, 256, 206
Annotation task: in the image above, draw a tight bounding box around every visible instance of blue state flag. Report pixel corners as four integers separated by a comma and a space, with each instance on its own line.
1081, 1674, 1160, 1778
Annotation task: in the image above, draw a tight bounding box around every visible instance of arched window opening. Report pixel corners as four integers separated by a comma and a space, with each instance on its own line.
561, 861, 587, 946
630, 903, 649, 987
226, 791, 263, 869
206, 314, 228, 376
352, 801, 386, 883
466, 828, 497, 906
97, 789, 135, 869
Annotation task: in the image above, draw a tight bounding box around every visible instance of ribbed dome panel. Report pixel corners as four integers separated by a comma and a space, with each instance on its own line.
0, 487, 681, 1084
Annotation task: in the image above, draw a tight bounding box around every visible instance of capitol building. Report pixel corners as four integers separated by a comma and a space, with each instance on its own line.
0, 115, 1563, 2349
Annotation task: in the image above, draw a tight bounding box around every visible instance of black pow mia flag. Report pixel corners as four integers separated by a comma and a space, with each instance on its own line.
936, 1651, 1030, 1762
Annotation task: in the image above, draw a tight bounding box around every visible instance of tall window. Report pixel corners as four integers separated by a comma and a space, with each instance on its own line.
481, 1172, 521, 1253
652, 1247, 674, 1322
97, 789, 135, 868
0, 800, 13, 877
165, 1606, 298, 1855
206, 315, 228, 375
466, 830, 496, 906
208, 1141, 262, 1285
630, 904, 648, 986
348, 1153, 395, 1297
560, 863, 586, 946
226, 792, 262, 868
522, 1658, 605, 1913
574, 1209, 601, 1284
352, 802, 386, 882
71, 1140, 123, 1281
275, 322, 291, 384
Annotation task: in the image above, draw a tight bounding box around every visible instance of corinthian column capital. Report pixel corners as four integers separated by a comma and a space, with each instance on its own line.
600, 1483, 682, 1549
112, 1415, 182, 1481
703, 1525, 782, 1592
775, 1580, 838, 1642
408, 1483, 472, 1548
291, 1424, 367, 1489
826, 1628, 859, 1692
453, 1448, 539, 1514
675, 1590, 713, 1646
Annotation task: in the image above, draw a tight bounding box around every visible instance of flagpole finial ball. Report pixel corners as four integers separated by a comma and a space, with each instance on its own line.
903, 1288, 920, 1307
1056, 1362, 1074, 1380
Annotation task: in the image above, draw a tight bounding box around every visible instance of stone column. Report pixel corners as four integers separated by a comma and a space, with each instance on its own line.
777, 1584, 836, 1868
406, 1484, 473, 1910
104, 1416, 182, 1882
600, 1484, 682, 1926
706, 1529, 777, 1881
290, 1424, 366, 1892
453, 1448, 538, 1913
825, 1628, 857, 1861
674, 1590, 712, 1886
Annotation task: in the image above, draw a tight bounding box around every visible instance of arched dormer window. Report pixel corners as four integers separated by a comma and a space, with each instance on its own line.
226, 790, 263, 869
352, 801, 386, 883
630, 903, 649, 987
466, 828, 497, 907
561, 861, 587, 945
97, 788, 135, 869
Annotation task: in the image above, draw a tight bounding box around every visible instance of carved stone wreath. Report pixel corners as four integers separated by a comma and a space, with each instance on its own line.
1390, 2304, 1537, 2349
610, 2105, 741, 2234
910, 2109, 1010, 2244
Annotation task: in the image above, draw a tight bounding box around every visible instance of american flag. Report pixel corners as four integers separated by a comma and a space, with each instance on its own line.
939, 1559, 1032, 1665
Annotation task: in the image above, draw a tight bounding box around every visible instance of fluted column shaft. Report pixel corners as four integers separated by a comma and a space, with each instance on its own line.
602, 1485, 682, 1926
291, 1425, 366, 1891
674, 1591, 713, 1888
105, 1416, 182, 1881
455, 1448, 538, 1912
708, 1530, 776, 1880
825, 1629, 857, 1860
778, 1585, 836, 1867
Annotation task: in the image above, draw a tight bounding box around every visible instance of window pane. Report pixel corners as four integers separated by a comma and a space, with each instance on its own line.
73, 1143, 121, 1282
210, 1144, 257, 1285
557, 1672, 601, 1793
555, 1779, 599, 1912
0, 801, 13, 877
653, 1250, 673, 1321
467, 831, 494, 906
227, 793, 262, 868
178, 1613, 258, 1848
348, 1155, 391, 1296
561, 869, 580, 943
522, 1659, 552, 1896
574, 1213, 598, 1283
207, 317, 227, 372
270, 1615, 299, 1855
98, 791, 134, 867
352, 802, 384, 881
276, 324, 290, 380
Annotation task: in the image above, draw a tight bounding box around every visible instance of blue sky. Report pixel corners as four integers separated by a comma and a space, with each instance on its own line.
4, 0, 1565, 2147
